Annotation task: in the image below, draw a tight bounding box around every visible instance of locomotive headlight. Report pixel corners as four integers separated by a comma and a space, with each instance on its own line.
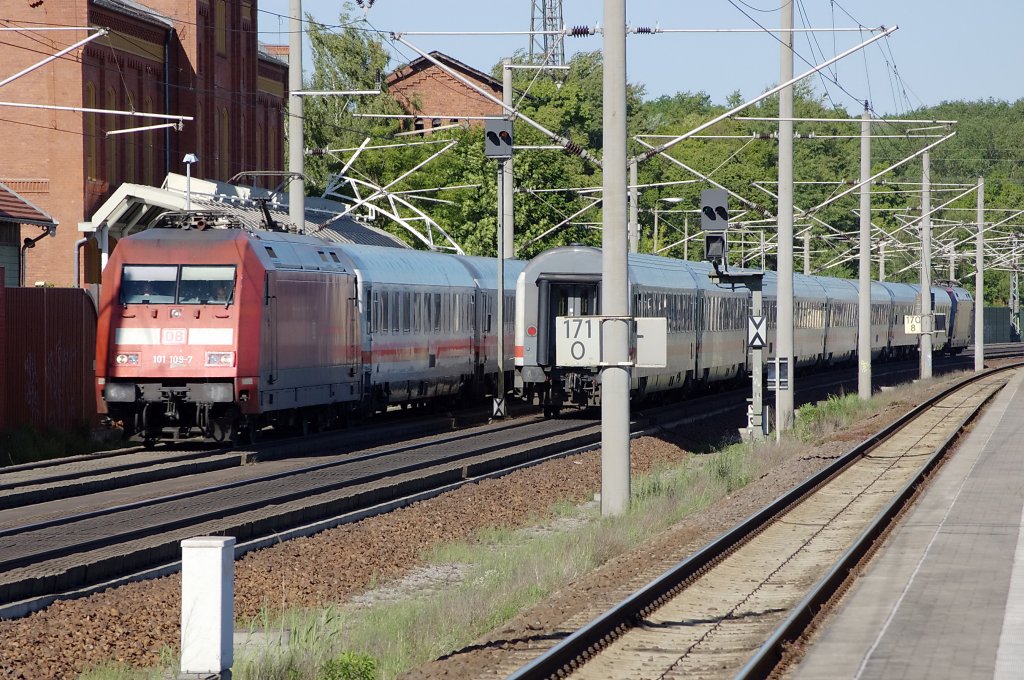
170, 308, 182, 319
205, 351, 235, 367
114, 352, 140, 366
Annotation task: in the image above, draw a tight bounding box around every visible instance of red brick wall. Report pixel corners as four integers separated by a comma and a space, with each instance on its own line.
0, 1, 286, 287
389, 64, 503, 129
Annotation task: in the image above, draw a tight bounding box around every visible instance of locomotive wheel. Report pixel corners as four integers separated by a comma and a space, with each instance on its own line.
239, 418, 260, 445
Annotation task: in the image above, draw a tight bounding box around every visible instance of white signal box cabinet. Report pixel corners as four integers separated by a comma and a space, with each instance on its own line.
634, 317, 667, 368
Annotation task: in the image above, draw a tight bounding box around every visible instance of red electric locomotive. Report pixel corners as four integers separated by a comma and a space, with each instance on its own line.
95, 213, 361, 443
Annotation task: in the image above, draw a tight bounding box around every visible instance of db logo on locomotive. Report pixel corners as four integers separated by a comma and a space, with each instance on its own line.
162, 328, 187, 345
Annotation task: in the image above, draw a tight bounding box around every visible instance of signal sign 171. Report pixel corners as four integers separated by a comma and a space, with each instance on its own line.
555, 316, 601, 366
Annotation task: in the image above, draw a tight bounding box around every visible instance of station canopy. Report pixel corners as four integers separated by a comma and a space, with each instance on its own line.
83, 173, 409, 249
0, 181, 57, 230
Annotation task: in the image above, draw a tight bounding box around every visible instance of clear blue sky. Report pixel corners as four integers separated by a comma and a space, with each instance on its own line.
257, 0, 1023, 115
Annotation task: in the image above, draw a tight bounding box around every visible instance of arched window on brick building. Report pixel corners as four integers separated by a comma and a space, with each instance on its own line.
219, 107, 230, 179
84, 82, 97, 179
215, 0, 227, 56
124, 89, 136, 182
143, 96, 155, 185
239, 114, 246, 172
268, 112, 278, 173
105, 87, 118, 186
195, 102, 204, 165
255, 121, 264, 173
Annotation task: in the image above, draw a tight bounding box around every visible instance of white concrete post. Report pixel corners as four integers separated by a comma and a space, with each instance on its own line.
180, 536, 235, 676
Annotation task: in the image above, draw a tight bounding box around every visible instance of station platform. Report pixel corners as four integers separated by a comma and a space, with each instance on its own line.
794, 367, 1024, 680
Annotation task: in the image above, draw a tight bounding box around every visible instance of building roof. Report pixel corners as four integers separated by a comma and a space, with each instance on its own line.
386, 51, 503, 93
90, 0, 174, 29
0, 182, 57, 229
85, 175, 409, 249
258, 42, 289, 68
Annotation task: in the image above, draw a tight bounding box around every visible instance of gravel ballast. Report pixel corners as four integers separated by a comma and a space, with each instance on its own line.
0, 372, 974, 679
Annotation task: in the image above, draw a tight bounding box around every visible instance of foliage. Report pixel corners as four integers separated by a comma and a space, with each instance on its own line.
319, 652, 377, 680
301, 16, 1024, 302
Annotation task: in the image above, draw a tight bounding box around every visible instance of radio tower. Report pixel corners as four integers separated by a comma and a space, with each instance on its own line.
529, 0, 564, 66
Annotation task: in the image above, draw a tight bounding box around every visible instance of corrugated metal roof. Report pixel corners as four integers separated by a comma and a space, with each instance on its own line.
0, 182, 57, 228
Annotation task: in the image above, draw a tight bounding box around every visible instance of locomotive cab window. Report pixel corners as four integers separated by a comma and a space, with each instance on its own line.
178, 265, 236, 304
120, 264, 235, 305
120, 265, 178, 304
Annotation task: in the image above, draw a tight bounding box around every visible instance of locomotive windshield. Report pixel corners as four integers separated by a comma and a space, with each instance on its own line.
120, 264, 236, 305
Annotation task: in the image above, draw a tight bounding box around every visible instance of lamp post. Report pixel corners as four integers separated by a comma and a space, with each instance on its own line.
183, 153, 198, 211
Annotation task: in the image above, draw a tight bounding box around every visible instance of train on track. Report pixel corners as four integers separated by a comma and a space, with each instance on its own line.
95, 213, 524, 443
96, 216, 973, 441
514, 245, 974, 414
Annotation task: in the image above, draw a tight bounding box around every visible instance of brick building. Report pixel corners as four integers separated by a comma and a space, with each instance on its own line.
0, 0, 288, 287
386, 51, 504, 132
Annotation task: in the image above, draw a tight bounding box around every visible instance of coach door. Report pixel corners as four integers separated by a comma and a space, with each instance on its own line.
537, 280, 599, 366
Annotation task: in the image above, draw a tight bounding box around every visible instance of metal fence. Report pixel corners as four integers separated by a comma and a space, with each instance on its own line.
984, 307, 1015, 344
1, 286, 98, 432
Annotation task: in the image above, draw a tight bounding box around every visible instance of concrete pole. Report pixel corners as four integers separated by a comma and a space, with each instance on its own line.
683, 217, 689, 260
495, 160, 506, 416
775, 0, 796, 436
502, 60, 515, 257
628, 159, 639, 253
180, 537, 235, 676
288, 0, 305, 231
975, 176, 984, 372
857, 103, 872, 401
600, 0, 630, 517
920, 150, 933, 379
803, 230, 810, 275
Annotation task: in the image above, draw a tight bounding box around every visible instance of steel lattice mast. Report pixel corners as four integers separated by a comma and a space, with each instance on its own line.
529, 0, 565, 66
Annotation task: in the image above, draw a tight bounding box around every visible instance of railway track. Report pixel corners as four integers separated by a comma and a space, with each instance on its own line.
509, 363, 1018, 680
1, 346, 1018, 622
0, 412, 607, 617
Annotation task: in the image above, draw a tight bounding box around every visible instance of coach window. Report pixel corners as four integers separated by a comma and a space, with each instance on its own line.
403, 292, 411, 332
380, 290, 390, 334
391, 291, 400, 333
120, 265, 177, 304
368, 288, 376, 332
